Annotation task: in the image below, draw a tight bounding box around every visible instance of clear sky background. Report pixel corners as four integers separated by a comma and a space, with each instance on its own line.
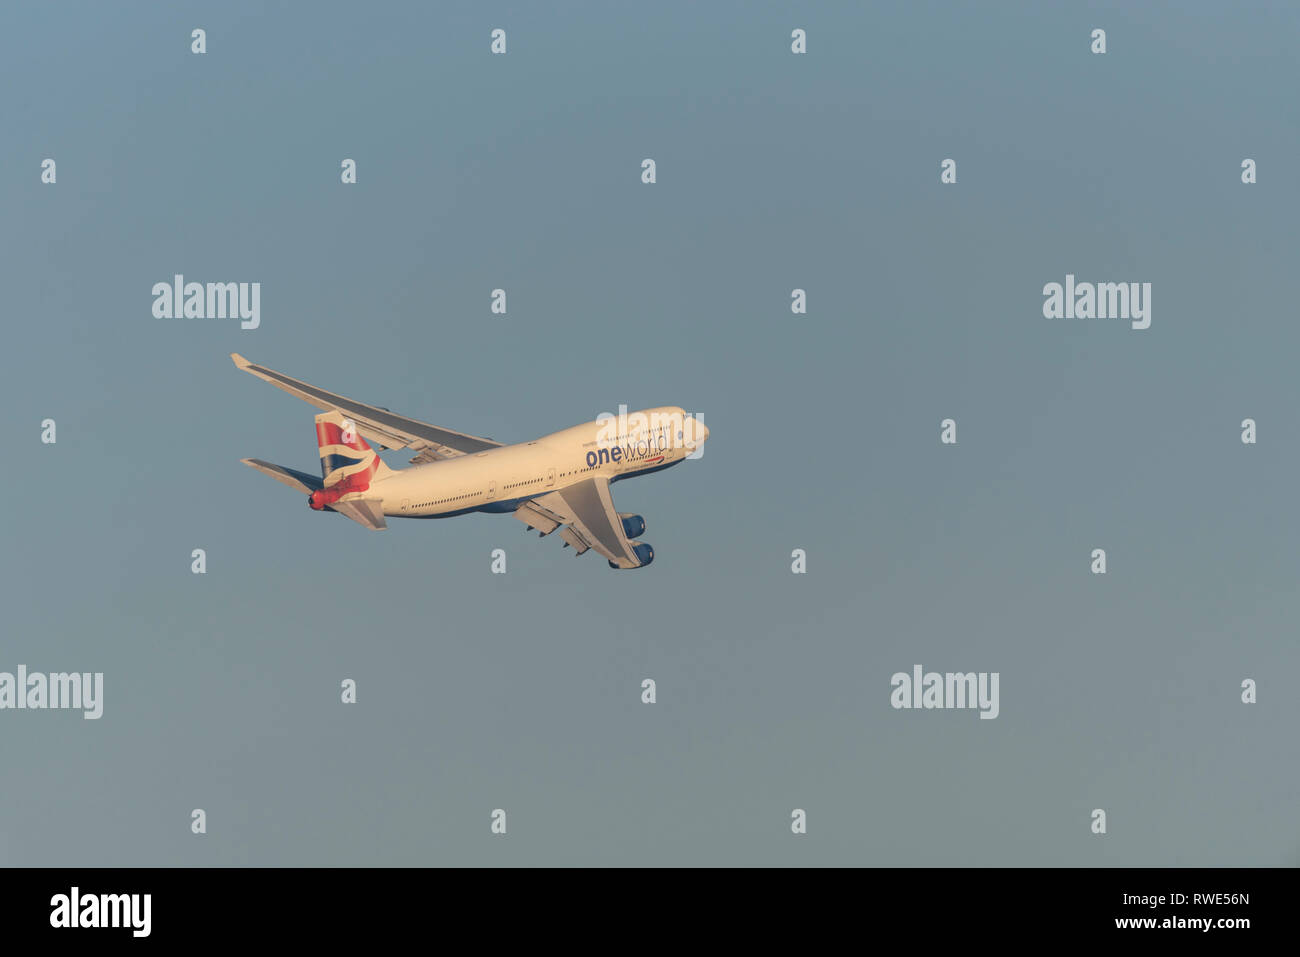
2, 1, 1297, 866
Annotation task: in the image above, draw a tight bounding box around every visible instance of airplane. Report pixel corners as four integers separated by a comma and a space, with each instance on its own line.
231, 354, 709, 569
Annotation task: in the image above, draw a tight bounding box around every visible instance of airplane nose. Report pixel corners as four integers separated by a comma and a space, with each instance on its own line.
686, 416, 709, 449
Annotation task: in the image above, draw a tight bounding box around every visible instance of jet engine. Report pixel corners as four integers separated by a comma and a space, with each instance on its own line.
608, 542, 654, 569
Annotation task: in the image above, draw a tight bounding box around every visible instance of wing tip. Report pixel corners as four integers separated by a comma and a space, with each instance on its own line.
230, 352, 252, 370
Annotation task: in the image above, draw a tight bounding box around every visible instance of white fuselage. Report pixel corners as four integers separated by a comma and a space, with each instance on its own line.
370, 407, 707, 518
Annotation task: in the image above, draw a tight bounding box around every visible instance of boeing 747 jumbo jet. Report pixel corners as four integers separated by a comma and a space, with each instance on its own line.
232, 354, 709, 569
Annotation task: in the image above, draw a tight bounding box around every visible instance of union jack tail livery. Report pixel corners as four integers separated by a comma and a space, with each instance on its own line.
309, 410, 394, 510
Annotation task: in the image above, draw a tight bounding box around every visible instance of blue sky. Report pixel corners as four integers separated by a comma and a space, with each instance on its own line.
2, 1, 1297, 865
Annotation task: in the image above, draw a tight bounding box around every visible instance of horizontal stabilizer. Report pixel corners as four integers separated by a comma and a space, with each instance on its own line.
330, 498, 387, 530
241, 458, 324, 494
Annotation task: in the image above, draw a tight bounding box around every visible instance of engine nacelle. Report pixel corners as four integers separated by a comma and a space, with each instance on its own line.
609, 542, 655, 569
618, 513, 646, 538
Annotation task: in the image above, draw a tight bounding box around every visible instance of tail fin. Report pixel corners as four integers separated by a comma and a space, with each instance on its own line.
314, 410, 394, 495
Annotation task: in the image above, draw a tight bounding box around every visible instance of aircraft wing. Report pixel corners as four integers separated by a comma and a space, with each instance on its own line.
514, 477, 651, 569
231, 353, 502, 462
